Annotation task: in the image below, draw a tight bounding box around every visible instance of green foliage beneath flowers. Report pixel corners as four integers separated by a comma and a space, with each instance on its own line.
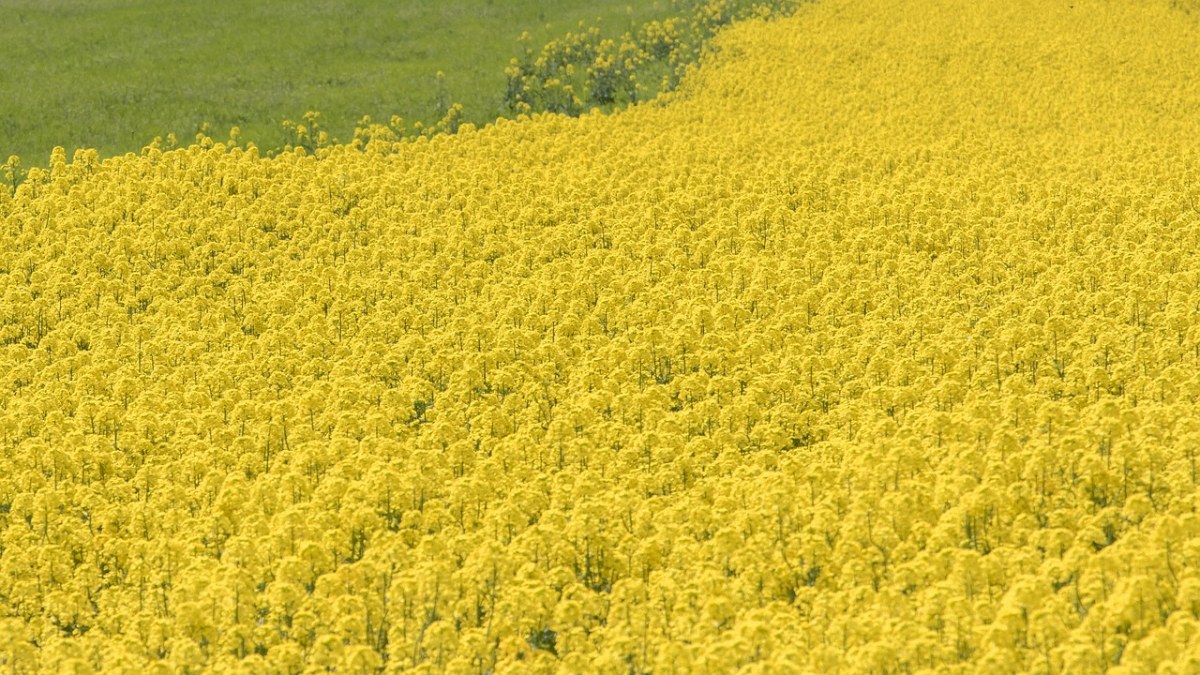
504, 0, 807, 116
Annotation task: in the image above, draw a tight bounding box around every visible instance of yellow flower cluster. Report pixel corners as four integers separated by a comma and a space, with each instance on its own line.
503, 0, 802, 116
5, 0, 1200, 672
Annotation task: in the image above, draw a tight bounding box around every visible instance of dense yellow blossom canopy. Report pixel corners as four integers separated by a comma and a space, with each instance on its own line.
4, 0, 1200, 672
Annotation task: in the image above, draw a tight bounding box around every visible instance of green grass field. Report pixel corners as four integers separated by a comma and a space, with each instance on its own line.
0, 0, 669, 164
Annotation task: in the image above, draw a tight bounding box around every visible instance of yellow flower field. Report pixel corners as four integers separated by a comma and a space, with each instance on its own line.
4, 0, 1200, 672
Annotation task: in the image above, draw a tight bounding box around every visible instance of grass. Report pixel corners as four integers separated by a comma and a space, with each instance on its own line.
0, 0, 671, 164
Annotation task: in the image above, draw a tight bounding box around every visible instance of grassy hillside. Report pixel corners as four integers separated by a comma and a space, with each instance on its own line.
0, 0, 669, 163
